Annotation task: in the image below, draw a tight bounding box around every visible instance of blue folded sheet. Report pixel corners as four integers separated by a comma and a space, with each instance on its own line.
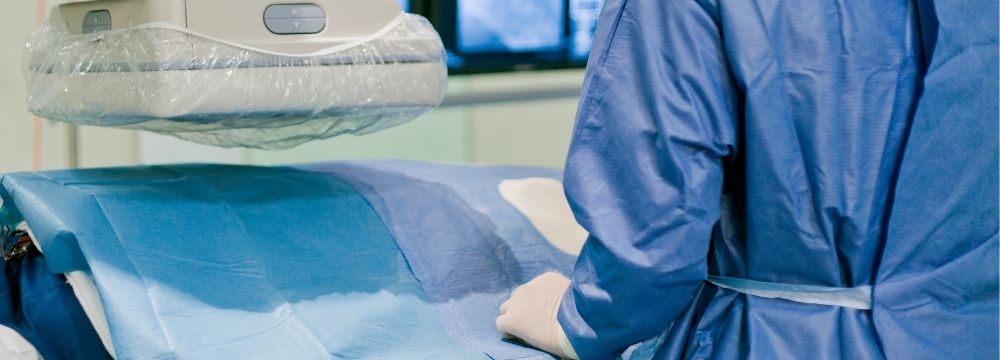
303, 161, 573, 359
0, 161, 576, 359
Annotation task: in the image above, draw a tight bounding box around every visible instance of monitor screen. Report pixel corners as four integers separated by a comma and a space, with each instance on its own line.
456, 0, 565, 54
423, 0, 606, 73
568, 0, 604, 61
398, 0, 410, 12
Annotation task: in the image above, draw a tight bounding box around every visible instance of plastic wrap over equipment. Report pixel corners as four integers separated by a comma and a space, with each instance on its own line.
23, 12, 447, 149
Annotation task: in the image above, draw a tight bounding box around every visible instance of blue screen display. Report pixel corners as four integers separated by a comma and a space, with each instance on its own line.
439, 0, 606, 72
457, 0, 565, 54
397, 0, 409, 12
569, 0, 604, 61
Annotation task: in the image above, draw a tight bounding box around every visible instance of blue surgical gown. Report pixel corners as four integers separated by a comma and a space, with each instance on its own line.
0, 250, 110, 360
557, 0, 998, 359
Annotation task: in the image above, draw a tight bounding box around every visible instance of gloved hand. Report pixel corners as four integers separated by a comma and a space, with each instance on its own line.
496, 272, 579, 359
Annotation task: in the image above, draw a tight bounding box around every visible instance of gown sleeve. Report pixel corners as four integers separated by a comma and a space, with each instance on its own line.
557, 0, 740, 358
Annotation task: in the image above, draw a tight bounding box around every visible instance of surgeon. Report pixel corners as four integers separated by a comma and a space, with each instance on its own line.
497, 0, 998, 359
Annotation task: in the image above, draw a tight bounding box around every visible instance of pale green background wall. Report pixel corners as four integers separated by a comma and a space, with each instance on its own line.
247, 70, 583, 168
1, 0, 139, 173
0, 1, 582, 172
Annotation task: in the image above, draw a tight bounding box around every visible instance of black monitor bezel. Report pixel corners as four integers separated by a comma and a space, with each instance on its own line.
412, 0, 589, 74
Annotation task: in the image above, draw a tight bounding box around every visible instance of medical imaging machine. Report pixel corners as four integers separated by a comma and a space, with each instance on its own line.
24, 0, 448, 148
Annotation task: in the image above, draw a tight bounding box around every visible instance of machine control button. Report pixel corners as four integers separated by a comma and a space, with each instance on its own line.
264, 4, 325, 19
264, 18, 326, 35
82, 10, 112, 33
264, 4, 326, 34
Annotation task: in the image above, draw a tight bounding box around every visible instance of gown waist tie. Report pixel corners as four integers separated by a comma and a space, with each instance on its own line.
706, 275, 872, 310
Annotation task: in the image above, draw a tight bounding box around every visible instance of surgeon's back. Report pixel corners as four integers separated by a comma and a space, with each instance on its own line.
556, 0, 998, 359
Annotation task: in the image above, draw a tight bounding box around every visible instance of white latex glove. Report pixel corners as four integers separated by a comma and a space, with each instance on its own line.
496, 272, 579, 359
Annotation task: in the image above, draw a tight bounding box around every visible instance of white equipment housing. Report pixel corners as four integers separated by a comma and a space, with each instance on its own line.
24, 0, 447, 149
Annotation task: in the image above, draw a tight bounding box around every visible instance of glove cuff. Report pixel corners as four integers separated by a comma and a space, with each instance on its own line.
556, 324, 579, 360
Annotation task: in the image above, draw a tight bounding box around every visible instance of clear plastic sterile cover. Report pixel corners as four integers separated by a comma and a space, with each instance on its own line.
22, 12, 447, 149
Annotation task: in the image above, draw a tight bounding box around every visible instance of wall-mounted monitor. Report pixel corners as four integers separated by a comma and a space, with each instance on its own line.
412, 0, 606, 74
568, 0, 604, 62
457, 0, 564, 54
